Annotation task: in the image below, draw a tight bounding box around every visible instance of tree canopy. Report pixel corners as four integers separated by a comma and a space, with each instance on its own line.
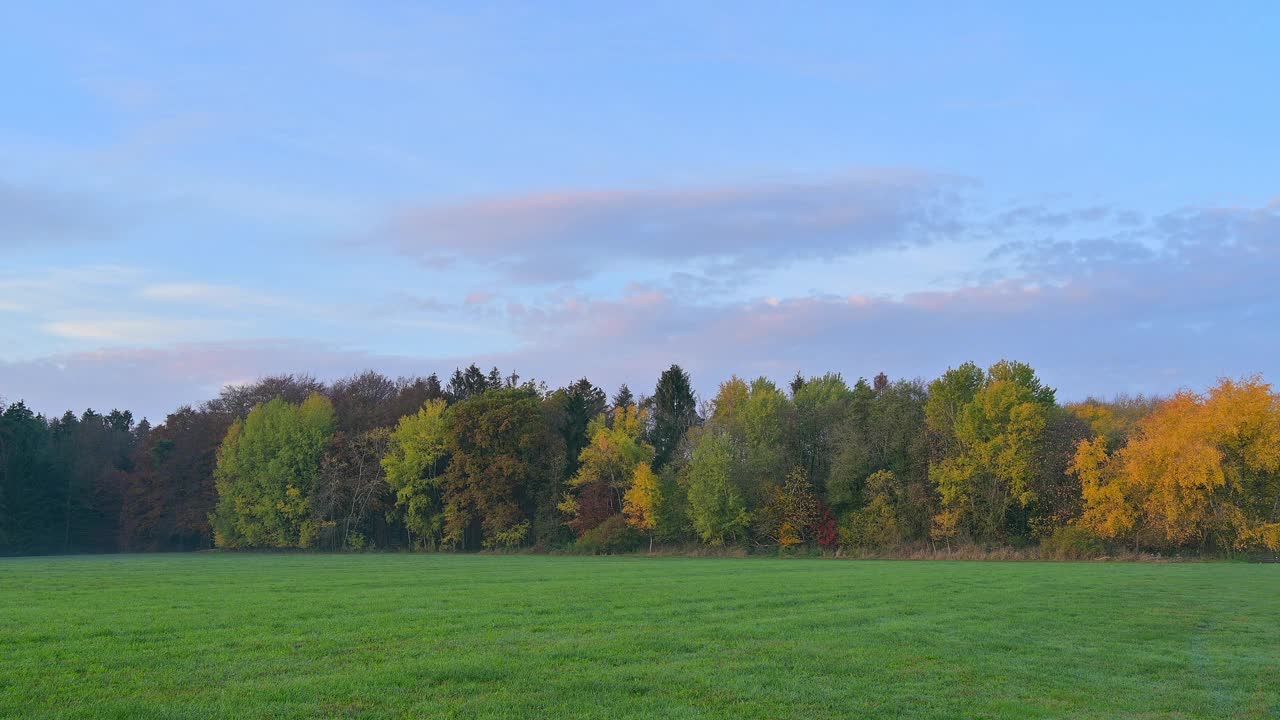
5, 363, 1278, 558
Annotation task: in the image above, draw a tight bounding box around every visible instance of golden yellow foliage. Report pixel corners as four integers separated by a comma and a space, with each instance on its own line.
1072, 377, 1280, 551
563, 405, 656, 534
570, 405, 651, 490
930, 509, 961, 545
1071, 437, 1136, 540
622, 463, 661, 533
1068, 402, 1119, 440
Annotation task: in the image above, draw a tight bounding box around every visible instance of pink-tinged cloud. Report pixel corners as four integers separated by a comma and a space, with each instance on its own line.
6, 201, 1277, 422
4, 268, 1275, 422
378, 171, 970, 284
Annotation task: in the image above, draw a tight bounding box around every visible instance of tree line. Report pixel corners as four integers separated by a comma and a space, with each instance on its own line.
2, 361, 1278, 557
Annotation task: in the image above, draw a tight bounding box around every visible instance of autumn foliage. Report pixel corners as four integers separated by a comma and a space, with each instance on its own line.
6, 362, 1279, 557
1072, 377, 1280, 552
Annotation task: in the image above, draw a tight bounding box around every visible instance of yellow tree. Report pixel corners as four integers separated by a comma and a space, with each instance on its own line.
623, 462, 661, 551
1068, 403, 1123, 447
560, 405, 655, 535
1202, 377, 1280, 549
1072, 377, 1280, 551
710, 376, 750, 424
1071, 436, 1138, 544
1123, 392, 1221, 548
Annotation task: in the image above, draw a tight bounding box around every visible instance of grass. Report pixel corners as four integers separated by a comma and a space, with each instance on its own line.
0, 554, 1277, 719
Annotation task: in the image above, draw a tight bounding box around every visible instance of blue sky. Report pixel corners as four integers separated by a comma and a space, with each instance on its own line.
3, 2, 1278, 420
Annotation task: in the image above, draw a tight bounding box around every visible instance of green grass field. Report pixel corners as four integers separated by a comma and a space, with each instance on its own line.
1, 555, 1276, 719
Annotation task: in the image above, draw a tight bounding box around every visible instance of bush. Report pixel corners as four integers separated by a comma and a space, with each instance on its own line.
837, 498, 902, 551
1041, 525, 1105, 560
575, 515, 642, 555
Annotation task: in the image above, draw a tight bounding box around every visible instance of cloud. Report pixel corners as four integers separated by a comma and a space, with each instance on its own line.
41, 319, 209, 344
988, 234, 1156, 278
138, 282, 296, 310
482, 276, 1277, 405
474, 199, 1280, 399
0, 268, 256, 349
0, 180, 118, 246
987, 203, 1125, 231
0, 340, 433, 421
6, 256, 1276, 423
4, 197, 1277, 421
377, 171, 970, 284
0, 266, 154, 345
987, 202, 1280, 289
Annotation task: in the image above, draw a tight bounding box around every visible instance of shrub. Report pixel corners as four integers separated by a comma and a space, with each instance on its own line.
1041, 525, 1105, 560
490, 522, 530, 549
838, 497, 902, 551
575, 515, 642, 555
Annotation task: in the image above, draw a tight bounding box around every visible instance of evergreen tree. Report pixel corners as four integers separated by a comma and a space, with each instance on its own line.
650, 365, 698, 470
611, 384, 635, 417
550, 378, 608, 481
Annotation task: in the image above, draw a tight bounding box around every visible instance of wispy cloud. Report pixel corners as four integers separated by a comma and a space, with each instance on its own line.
457, 198, 1280, 398
0, 180, 119, 246
376, 171, 971, 284
138, 283, 297, 310
42, 319, 209, 344
5, 188, 1278, 421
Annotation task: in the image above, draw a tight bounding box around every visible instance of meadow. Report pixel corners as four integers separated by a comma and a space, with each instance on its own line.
0, 554, 1276, 719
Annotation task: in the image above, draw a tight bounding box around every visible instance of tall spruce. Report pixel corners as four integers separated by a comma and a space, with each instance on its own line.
649, 365, 699, 470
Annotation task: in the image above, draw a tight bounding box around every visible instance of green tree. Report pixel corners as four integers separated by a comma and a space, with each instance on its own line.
789, 373, 853, 495
924, 362, 986, 459
0, 402, 60, 554
441, 388, 557, 549
684, 431, 750, 545
755, 467, 819, 548
928, 362, 1054, 543
210, 393, 337, 548
988, 360, 1056, 406
838, 469, 904, 549
446, 364, 493, 403
382, 399, 450, 549
708, 376, 792, 513
610, 384, 636, 424
739, 379, 791, 482
828, 378, 932, 540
